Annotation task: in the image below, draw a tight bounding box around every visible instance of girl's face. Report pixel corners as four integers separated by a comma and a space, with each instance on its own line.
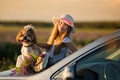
58, 20, 69, 33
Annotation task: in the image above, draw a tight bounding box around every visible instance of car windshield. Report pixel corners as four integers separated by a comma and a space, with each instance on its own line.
77, 38, 120, 65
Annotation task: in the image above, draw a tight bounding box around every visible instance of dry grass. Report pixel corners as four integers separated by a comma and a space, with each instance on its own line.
0, 25, 116, 43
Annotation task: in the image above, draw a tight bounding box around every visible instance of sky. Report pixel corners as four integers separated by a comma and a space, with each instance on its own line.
0, 0, 120, 22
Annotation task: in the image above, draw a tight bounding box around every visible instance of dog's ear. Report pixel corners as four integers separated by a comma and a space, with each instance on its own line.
32, 32, 37, 43
27, 29, 37, 43
24, 25, 37, 43
16, 31, 21, 43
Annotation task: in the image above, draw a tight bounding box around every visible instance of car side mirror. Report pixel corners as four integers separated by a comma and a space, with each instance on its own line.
62, 65, 75, 80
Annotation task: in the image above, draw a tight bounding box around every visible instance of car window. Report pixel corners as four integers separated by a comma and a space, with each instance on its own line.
76, 39, 120, 64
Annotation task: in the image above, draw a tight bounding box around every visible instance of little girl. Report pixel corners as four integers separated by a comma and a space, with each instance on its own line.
37, 14, 77, 66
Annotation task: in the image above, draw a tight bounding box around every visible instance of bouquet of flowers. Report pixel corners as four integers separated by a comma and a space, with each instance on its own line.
10, 52, 38, 76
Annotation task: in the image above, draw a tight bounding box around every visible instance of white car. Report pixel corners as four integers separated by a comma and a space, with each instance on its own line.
0, 30, 120, 80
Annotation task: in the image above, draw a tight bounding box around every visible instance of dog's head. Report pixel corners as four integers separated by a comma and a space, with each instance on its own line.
16, 25, 37, 46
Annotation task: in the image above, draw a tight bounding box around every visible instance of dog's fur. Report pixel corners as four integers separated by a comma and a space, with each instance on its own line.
16, 25, 42, 67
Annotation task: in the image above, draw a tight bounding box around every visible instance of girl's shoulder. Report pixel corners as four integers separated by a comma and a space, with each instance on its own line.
62, 37, 71, 43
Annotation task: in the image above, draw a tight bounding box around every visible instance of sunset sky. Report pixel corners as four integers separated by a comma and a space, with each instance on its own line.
0, 0, 120, 22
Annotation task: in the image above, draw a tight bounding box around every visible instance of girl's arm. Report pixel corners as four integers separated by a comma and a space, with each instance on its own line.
65, 43, 77, 53
36, 42, 51, 50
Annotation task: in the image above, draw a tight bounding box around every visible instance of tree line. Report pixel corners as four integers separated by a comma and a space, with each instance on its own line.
0, 21, 120, 29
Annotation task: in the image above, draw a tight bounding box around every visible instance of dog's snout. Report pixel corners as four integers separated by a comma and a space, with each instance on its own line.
23, 36, 27, 40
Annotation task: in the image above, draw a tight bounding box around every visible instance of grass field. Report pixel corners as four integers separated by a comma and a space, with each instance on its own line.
0, 25, 116, 44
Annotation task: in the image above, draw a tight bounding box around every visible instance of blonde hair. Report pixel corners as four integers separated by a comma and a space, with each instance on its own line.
47, 22, 72, 55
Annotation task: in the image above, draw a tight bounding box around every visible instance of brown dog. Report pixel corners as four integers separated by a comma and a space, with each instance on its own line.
16, 25, 43, 68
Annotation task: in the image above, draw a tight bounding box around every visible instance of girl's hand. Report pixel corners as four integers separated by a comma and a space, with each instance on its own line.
36, 53, 45, 65
53, 18, 60, 26
36, 56, 43, 65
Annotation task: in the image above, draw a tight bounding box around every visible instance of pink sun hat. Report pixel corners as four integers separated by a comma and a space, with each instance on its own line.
53, 14, 76, 33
